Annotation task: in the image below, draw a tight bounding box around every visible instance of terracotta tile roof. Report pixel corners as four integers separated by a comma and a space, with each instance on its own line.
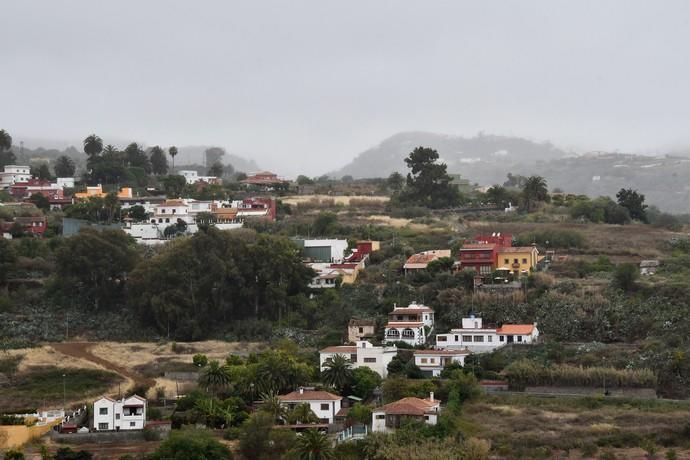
390, 307, 434, 314
404, 253, 440, 266
497, 246, 537, 253
278, 390, 341, 401
376, 397, 439, 416
320, 346, 357, 353
496, 324, 535, 335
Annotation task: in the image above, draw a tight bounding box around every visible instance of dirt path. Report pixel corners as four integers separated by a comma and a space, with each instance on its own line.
50, 342, 155, 391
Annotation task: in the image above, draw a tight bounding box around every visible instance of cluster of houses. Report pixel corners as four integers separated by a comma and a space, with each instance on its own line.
297, 239, 380, 288
403, 233, 541, 280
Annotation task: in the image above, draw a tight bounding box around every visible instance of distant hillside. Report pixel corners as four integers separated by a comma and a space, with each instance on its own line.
332, 131, 690, 213
176, 146, 260, 173
332, 131, 570, 180
512, 153, 690, 214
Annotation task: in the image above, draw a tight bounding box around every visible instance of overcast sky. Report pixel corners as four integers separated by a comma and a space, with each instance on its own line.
2, 1, 690, 176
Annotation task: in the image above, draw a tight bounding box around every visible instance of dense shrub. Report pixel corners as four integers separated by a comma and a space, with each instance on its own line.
503, 360, 656, 389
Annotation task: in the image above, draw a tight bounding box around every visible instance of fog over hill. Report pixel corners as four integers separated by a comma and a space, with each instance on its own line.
332, 132, 690, 213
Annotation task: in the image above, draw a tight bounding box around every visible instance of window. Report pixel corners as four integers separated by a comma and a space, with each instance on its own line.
99, 408, 108, 415
98, 423, 108, 430
437, 336, 447, 342
430, 358, 435, 364
320, 403, 329, 411
522, 258, 527, 264
474, 321, 478, 328
462, 335, 472, 342
517, 336, 523, 342
116, 414, 120, 420
165, 218, 170, 223
499, 336, 505, 342
474, 336, 484, 342
363, 357, 376, 363
480, 265, 491, 274
487, 336, 492, 342
130, 422, 136, 427
350, 354, 357, 362
161, 209, 166, 213
424, 415, 429, 420
513, 258, 518, 264
504, 258, 509, 264
397, 315, 403, 321
358, 327, 363, 333
376, 414, 385, 419
421, 358, 427, 364
454, 335, 459, 341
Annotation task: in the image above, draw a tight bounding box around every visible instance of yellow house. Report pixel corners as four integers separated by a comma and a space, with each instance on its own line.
74, 185, 133, 200
497, 246, 539, 275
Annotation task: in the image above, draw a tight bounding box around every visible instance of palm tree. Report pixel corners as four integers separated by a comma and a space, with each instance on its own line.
291, 429, 335, 460
522, 175, 548, 212
0, 129, 12, 152
168, 146, 178, 172
259, 392, 287, 423
321, 354, 353, 393
83, 134, 103, 157
287, 403, 319, 425
199, 360, 231, 396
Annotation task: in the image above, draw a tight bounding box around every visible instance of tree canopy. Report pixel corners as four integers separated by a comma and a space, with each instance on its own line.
395, 147, 460, 209
617, 188, 648, 222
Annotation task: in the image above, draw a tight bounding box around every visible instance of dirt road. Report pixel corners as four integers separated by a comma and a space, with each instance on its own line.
50, 342, 155, 391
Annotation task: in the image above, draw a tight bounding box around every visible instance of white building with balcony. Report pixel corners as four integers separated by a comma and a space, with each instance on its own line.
383, 302, 434, 346
413, 349, 470, 377
93, 395, 147, 431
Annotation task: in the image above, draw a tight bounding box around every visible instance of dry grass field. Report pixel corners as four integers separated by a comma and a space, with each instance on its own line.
280, 194, 389, 206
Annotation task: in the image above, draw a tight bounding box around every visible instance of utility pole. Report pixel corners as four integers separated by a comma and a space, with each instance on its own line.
62, 374, 66, 412
65, 314, 69, 341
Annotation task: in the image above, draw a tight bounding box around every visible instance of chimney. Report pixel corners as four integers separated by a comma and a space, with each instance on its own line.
429, 392, 434, 402
299, 387, 304, 395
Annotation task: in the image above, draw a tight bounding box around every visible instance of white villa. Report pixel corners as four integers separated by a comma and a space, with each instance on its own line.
178, 170, 221, 185
320, 340, 398, 378
383, 302, 434, 346
0, 165, 31, 188
93, 395, 147, 431
372, 393, 440, 433
277, 388, 342, 424
413, 349, 470, 377
435, 316, 539, 353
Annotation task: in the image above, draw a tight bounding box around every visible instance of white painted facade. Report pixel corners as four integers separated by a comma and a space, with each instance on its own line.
372, 394, 440, 433
384, 302, 434, 346
93, 395, 146, 431
435, 317, 539, 353
413, 350, 469, 377
277, 388, 342, 424
319, 340, 398, 378
178, 170, 220, 185
0, 165, 31, 188
301, 239, 349, 263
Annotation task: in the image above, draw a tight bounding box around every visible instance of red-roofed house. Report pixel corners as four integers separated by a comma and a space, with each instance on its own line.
241, 171, 287, 189
1, 216, 48, 237
384, 302, 434, 346
277, 388, 342, 424
372, 393, 441, 433
403, 250, 451, 274
435, 316, 539, 353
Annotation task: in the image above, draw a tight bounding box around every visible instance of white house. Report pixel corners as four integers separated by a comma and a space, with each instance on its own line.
413, 349, 470, 377
372, 393, 440, 433
295, 238, 349, 263
93, 395, 147, 431
0, 165, 31, 188
178, 170, 221, 185
319, 340, 398, 378
435, 316, 539, 353
277, 388, 342, 424
383, 302, 434, 346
